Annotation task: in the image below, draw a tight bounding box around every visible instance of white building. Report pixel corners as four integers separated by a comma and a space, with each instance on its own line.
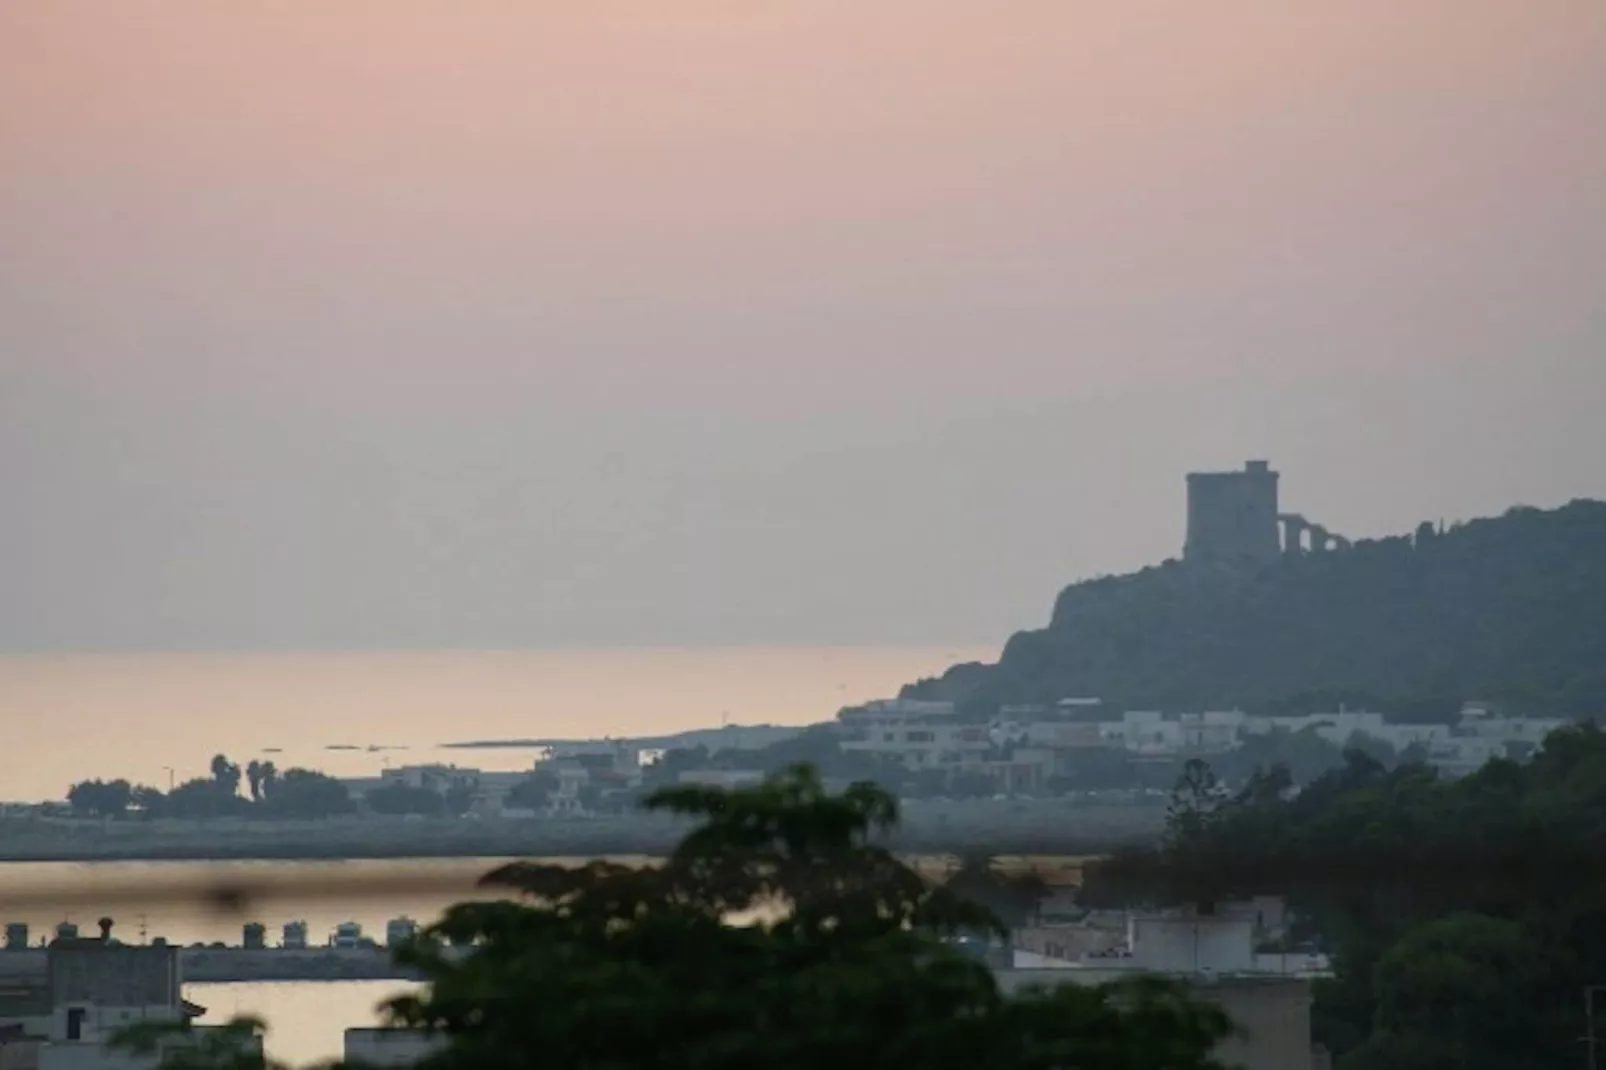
994, 907, 1319, 1070
1100, 711, 1184, 754
1177, 710, 1250, 751
23, 929, 258, 1070
1127, 912, 1258, 975
1455, 704, 1569, 743
378, 765, 482, 795
838, 699, 991, 770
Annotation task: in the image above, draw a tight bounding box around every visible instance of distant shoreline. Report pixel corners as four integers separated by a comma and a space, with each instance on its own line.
438, 724, 806, 751
0, 800, 1164, 864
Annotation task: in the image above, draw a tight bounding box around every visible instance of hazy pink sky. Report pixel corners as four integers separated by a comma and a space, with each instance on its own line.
1, 2, 1602, 649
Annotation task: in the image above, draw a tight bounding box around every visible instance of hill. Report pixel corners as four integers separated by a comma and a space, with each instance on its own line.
902, 499, 1606, 719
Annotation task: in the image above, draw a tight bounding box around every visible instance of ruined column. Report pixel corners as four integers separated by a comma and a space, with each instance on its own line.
1278, 514, 1308, 555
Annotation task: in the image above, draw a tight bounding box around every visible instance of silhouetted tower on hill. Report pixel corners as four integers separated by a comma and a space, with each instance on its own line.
1184, 460, 1282, 568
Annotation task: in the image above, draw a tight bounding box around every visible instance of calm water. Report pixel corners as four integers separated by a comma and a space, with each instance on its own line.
192, 981, 419, 1067
0, 648, 994, 1064
0, 646, 990, 802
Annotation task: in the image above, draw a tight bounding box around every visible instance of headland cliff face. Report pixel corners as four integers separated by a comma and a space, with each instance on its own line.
904, 500, 1606, 718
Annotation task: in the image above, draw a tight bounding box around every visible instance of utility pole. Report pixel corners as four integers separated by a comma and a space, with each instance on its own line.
1585, 986, 1606, 1070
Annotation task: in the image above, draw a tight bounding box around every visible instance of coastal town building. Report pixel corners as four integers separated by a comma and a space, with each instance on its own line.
0, 921, 258, 1070
996, 904, 1322, 1070
837, 692, 1580, 793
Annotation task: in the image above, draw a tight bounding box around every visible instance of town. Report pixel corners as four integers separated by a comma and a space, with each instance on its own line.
29, 693, 1569, 831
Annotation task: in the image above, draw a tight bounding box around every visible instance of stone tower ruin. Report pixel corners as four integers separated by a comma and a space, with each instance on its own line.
1184, 460, 1282, 567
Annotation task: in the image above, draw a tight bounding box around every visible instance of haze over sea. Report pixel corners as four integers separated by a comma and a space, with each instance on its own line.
0, 646, 991, 803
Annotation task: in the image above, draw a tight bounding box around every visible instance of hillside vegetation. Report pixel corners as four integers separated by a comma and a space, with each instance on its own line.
904, 500, 1606, 718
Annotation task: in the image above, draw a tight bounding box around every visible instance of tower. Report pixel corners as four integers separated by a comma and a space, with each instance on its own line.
1184, 460, 1281, 567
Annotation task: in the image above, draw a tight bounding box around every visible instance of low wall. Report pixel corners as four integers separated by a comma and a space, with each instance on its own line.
0, 948, 432, 985
0, 800, 1165, 863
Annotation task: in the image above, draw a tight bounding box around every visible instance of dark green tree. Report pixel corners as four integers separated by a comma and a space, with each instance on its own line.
505, 770, 559, 811
1082, 723, 1606, 1068
258, 768, 353, 819
66, 778, 133, 818
164, 777, 251, 819
943, 853, 1052, 929
210, 754, 243, 797
379, 764, 1235, 1070
131, 784, 167, 817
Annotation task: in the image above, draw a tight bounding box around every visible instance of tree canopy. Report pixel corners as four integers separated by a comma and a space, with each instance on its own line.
68, 757, 353, 821
1082, 723, 1606, 1069
208, 764, 1228, 1070
66, 778, 134, 818
125, 765, 1237, 1070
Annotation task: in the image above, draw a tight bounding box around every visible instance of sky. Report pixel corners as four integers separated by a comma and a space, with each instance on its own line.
1, 1, 1603, 651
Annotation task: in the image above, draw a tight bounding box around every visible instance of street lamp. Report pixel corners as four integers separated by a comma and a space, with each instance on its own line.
162, 767, 175, 792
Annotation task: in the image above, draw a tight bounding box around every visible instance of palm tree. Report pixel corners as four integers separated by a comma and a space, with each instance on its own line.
245, 761, 264, 802
210, 754, 242, 797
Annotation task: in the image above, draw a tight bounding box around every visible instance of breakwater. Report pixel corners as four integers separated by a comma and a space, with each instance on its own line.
0, 946, 433, 983
0, 799, 1166, 863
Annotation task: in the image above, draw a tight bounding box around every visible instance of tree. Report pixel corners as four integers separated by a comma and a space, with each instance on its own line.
1355, 913, 1560, 1070
1211, 728, 1348, 787
210, 754, 243, 798
245, 761, 264, 802
1081, 723, 1606, 1068
131, 784, 167, 817
506, 770, 559, 811
944, 853, 1052, 929
378, 764, 1234, 1070
257, 768, 353, 819
259, 761, 279, 799
163, 777, 251, 820
1164, 758, 1222, 846
1342, 732, 1399, 769
66, 779, 133, 819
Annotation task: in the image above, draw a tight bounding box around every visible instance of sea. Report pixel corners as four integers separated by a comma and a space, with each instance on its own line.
0, 646, 993, 1063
